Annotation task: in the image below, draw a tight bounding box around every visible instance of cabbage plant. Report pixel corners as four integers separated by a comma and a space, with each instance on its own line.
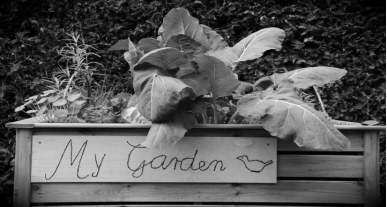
110, 7, 350, 151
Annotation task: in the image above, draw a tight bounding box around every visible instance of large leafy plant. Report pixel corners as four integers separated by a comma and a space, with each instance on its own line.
111, 7, 350, 151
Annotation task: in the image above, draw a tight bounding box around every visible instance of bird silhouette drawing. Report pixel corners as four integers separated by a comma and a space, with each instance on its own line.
236, 155, 273, 173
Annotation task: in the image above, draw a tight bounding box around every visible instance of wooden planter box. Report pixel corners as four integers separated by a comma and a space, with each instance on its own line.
6, 118, 385, 207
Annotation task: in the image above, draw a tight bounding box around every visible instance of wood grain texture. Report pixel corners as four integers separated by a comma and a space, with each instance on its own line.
31, 136, 277, 183
31, 181, 363, 204
32, 128, 364, 152
14, 129, 33, 207
278, 155, 363, 178
363, 131, 380, 207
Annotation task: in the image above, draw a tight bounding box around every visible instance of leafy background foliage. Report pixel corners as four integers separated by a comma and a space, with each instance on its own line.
0, 0, 385, 205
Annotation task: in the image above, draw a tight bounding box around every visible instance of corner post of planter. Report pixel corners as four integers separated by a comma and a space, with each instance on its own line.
363, 130, 380, 207
13, 128, 33, 207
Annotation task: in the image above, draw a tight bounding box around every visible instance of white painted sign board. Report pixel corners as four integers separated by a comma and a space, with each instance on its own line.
32, 135, 277, 183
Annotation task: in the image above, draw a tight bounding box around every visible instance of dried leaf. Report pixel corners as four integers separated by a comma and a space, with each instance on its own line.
237, 78, 350, 151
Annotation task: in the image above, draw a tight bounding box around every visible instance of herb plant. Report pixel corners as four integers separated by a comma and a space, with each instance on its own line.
111, 7, 351, 151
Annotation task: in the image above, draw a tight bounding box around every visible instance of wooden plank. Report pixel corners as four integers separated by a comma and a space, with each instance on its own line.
14, 129, 33, 207
278, 155, 363, 178
363, 131, 380, 207
33, 128, 364, 152
35, 205, 347, 207
31, 181, 363, 204
31, 136, 277, 183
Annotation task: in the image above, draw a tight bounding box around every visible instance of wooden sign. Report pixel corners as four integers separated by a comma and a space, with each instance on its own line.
31, 135, 277, 183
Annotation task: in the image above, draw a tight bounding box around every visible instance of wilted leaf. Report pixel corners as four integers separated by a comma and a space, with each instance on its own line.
135, 47, 189, 70
270, 67, 347, 89
201, 24, 228, 51
208, 28, 285, 68
53, 99, 67, 106
67, 93, 81, 102
136, 71, 195, 122
181, 73, 210, 96
194, 55, 240, 99
138, 38, 161, 54
121, 106, 151, 124
362, 120, 380, 126
237, 78, 350, 151
235, 81, 254, 95
162, 8, 207, 44
166, 34, 205, 57
54, 109, 69, 118
141, 106, 196, 149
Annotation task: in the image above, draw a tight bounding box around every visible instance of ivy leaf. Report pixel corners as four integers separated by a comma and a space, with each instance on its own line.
141, 105, 196, 149
181, 73, 210, 96
135, 48, 189, 71
201, 24, 229, 51
237, 78, 350, 151
135, 67, 196, 122
270, 67, 347, 89
166, 34, 205, 57
194, 54, 240, 99
207, 28, 285, 68
138, 38, 161, 54
162, 8, 207, 44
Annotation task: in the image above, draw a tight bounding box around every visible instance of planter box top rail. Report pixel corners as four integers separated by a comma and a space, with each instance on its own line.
6, 117, 386, 131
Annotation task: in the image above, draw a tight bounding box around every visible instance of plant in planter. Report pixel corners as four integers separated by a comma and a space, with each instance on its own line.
109, 7, 353, 151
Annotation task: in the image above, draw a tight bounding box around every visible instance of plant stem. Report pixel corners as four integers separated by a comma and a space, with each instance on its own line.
81, 73, 92, 105
202, 113, 208, 124
63, 71, 78, 99
212, 97, 218, 124
227, 111, 240, 124
313, 85, 326, 113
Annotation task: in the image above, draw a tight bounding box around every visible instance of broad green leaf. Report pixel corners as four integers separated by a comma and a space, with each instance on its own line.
123, 38, 143, 68
189, 98, 208, 114
53, 99, 67, 106
26, 110, 37, 114
54, 109, 68, 118
237, 78, 350, 151
108, 39, 129, 51
270, 67, 347, 89
181, 73, 210, 96
141, 106, 196, 149
41, 89, 56, 97
162, 8, 207, 44
194, 55, 240, 99
208, 28, 285, 68
135, 47, 189, 70
176, 61, 198, 78
36, 97, 48, 105
201, 25, 228, 51
253, 76, 274, 90
47, 95, 60, 103
136, 71, 195, 122
166, 34, 205, 57
14, 105, 25, 112
37, 105, 47, 116
67, 93, 81, 102
138, 38, 161, 54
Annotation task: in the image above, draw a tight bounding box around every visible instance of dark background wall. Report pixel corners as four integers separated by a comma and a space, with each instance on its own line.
0, 0, 385, 205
